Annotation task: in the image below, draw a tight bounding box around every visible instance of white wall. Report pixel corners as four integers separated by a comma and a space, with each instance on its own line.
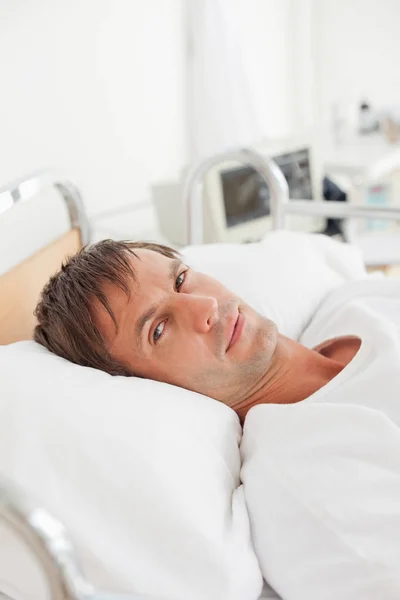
234, 0, 320, 141
3, 1, 398, 239
314, 0, 400, 141
234, 0, 295, 140
0, 0, 185, 223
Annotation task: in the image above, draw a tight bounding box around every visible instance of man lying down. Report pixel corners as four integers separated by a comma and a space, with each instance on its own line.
33, 239, 400, 425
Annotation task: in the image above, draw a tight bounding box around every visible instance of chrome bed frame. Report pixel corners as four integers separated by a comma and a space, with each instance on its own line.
1, 148, 400, 599
0, 171, 90, 245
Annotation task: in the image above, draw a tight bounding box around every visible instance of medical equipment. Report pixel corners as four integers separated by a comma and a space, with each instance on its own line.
2, 147, 400, 599
184, 146, 400, 268
153, 137, 323, 245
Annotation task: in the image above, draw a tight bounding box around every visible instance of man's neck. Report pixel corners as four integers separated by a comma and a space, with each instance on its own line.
236, 334, 360, 422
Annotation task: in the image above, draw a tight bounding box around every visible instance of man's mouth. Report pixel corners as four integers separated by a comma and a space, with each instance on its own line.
227, 310, 245, 351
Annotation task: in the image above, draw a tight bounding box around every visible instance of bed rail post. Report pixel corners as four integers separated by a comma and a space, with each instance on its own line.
183, 147, 289, 245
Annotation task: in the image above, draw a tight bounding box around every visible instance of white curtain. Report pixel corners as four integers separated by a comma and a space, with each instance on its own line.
185, 0, 316, 166
185, 0, 264, 164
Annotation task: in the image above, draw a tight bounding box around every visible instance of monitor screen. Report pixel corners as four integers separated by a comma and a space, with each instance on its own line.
221, 147, 313, 228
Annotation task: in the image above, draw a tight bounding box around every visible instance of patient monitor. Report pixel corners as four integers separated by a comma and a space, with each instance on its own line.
152, 137, 323, 246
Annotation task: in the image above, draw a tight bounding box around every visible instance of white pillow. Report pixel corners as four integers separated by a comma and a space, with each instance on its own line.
183, 231, 366, 340
241, 402, 400, 600
0, 342, 262, 600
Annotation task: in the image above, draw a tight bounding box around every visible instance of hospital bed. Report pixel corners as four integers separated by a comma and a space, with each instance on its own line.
1, 149, 400, 600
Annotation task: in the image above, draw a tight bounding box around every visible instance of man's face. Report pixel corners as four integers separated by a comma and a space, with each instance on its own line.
94, 249, 278, 409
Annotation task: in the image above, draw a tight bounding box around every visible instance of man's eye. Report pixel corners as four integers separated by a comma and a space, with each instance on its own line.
153, 321, 165, 343
175, 270, 186, 291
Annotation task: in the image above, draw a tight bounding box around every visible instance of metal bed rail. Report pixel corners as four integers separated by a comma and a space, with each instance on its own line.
0, 171, 91, 246
0, 479, 92, 600
183, 147, 400, 245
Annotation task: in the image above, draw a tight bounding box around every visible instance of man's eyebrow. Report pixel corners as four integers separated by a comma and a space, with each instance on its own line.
169, 257, 182, 282
135, 257, 183, 350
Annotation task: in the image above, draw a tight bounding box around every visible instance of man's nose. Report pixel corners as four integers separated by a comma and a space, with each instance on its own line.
177, 294, 219, 333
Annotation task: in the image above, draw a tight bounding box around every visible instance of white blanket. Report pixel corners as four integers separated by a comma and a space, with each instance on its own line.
241, 277, 400, 600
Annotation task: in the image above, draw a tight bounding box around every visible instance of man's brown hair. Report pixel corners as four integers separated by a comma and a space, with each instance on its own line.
34, 240, 179, 376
